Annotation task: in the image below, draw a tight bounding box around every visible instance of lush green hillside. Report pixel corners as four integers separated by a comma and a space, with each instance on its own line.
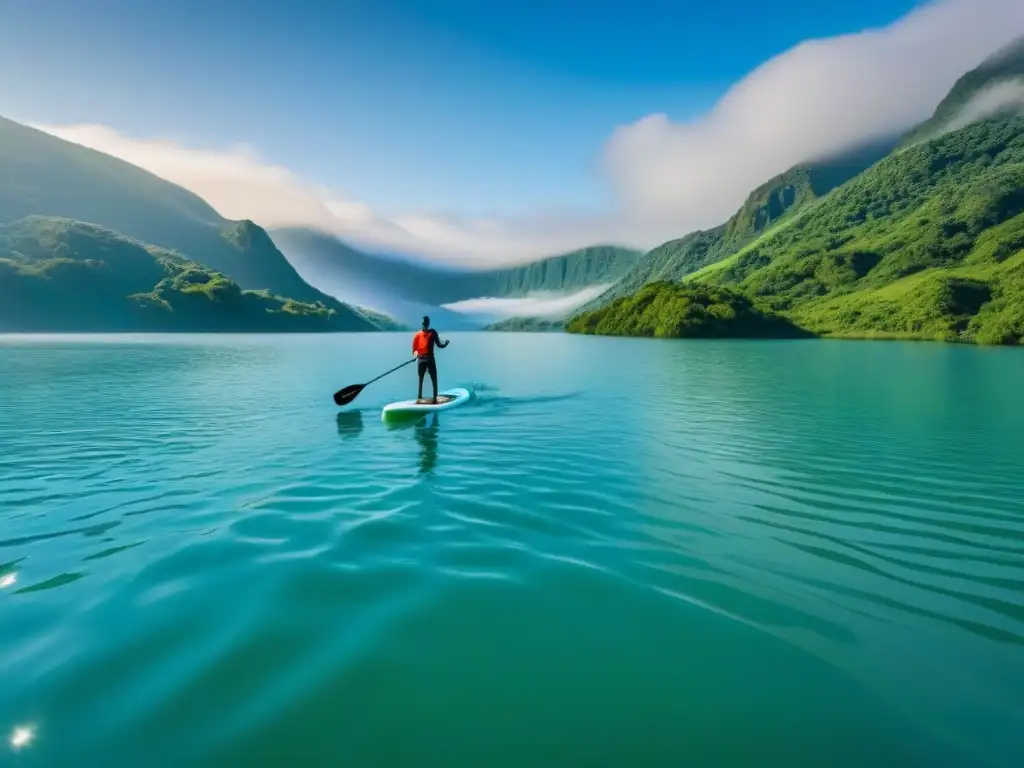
0, 117, 389, 329
351, 307, 408, 331
482, 245, 642, 297
485, 316, 565, 332
0, 217, 375, 332
565, 281, 809, 338
271, 227, 462, 306
271, 227, 641, 307
581, 139, 895, 312
684, 117, 1024, 344
901, 36, 1024, 148
567, 40, 1024, 347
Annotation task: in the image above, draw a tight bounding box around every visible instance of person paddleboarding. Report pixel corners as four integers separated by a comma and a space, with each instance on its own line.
412, 316, 449, 404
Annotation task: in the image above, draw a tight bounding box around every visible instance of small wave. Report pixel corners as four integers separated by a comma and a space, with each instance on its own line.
2, 335, 1022, 768
465, 389, 585, 413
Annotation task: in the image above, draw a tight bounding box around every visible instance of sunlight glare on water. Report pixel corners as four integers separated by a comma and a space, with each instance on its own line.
10, 725, 35, 750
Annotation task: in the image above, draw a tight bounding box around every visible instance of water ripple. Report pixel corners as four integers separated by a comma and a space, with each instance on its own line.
1, 334, 1023, 767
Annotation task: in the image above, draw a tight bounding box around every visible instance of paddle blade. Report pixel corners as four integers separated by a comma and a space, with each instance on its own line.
333, 383, 364, 406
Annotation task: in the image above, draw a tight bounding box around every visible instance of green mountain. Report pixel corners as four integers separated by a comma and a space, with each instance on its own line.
900, 36, 1024, 148
570, 116, 1024, 344
351, 307, 407, 331
272, 227, 466, 308
567, 44, 1024, 346
0, 116, 386, 330
566, 281, 809, 338
270, 226, 641, 327
479, 245, 643, 298
272, 227, 641, 304
580, 139, 896, 312
686, 116, 1024, 344
0, 217, 374, 332
485, 316, 565, 332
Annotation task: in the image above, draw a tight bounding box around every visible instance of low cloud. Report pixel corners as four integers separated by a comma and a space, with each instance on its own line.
32, 0, 1024, 268
441, 284, 612, 319
927, 78, 1024, 140
603, 0, 1024, 233
33, 121, 642, 268
29, 123, 343, 230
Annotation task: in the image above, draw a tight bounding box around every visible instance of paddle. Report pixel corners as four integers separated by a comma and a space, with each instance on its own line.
333, 358, 416, 406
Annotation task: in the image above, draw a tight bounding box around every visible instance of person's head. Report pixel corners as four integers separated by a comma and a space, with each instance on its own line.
421, 315, 430, 330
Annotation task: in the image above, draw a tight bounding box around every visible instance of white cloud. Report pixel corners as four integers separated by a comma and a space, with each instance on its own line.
29, 123, 344, 230
30, 0, 1024, 268
603, 0, 1024, 230
31, 121, 637, 267
925, 78, 1024, 140
441, 284, 613, 319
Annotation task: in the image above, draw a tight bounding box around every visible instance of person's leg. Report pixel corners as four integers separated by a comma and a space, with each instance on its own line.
417, 360, 426, 400
428, 359, 438, 402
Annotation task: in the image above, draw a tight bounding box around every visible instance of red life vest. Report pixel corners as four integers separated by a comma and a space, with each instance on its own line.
412, 330, 431, 358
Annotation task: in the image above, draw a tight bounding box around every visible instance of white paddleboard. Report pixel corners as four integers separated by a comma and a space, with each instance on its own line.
381, 387, 471, 422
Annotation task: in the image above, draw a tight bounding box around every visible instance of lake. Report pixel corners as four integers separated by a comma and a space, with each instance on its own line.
1, 332, 1022, 767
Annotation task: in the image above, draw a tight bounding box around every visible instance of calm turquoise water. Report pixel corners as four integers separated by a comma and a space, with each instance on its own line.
1, 332, 1023, 767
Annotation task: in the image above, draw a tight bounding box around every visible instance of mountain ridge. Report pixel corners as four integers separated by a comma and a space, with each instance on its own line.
270, 226, 641, 327
900, 35, 1024, 148
690, 116, 1024, 344
565, 42, 1024, 345
577, 136, 899, 315
569, 115, 1024, 344
0, 216, 377, 332
0, 116, 391, 330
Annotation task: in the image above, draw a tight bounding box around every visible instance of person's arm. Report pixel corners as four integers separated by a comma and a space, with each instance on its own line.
432, 329, 449, 349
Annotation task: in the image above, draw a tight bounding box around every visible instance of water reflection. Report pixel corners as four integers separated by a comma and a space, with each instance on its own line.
335, 410, 364, 439
414, 414, 440, 475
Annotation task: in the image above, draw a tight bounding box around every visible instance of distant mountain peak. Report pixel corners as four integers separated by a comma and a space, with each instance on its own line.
979, 34, 1024, 69
0, 115, 402, 331
901, 36, 1024, 147
269, 227, 643, 329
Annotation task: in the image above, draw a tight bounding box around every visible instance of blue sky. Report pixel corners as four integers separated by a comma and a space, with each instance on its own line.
2, 0, 923, 214
2, 0, 1020, 265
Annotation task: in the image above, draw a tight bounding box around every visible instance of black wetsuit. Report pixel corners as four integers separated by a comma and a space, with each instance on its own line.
416, 328, 448, 401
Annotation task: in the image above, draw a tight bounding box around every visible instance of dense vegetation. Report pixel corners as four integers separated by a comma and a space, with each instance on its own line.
0, 217, 376, 332
352, 307, 407, 331
481, 245, 641, 298
570, 118, 1024, 345
579, 139, 896, 314
687, 117, 1024, 344
569, 39, 1024, 346
0, 117, 387, 330
565, 281, 810, 338
5, 38, 1022, 339
485, 316, 565, 332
